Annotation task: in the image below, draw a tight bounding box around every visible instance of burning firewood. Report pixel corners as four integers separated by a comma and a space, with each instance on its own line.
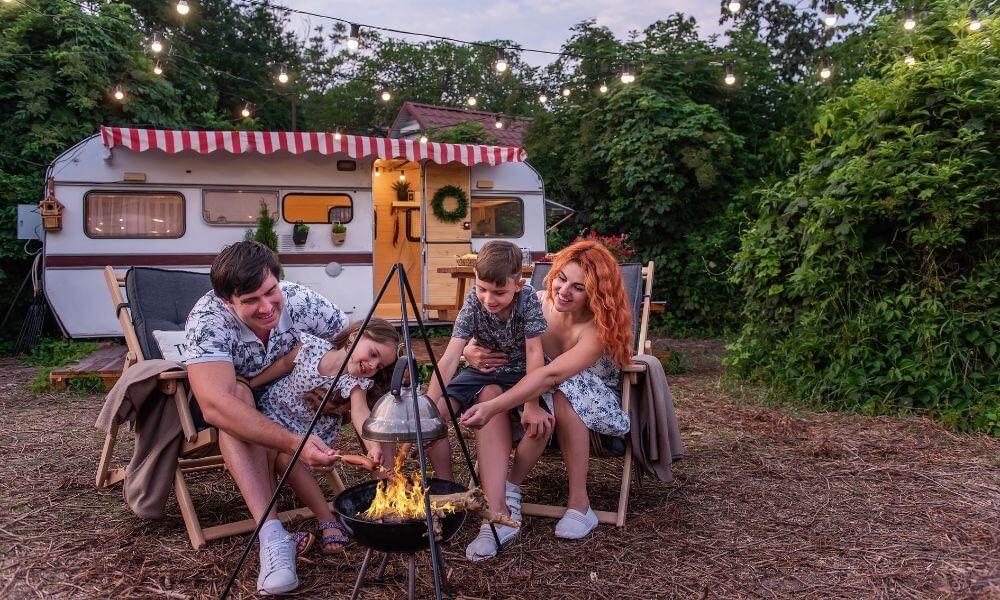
429, 488, 520, 528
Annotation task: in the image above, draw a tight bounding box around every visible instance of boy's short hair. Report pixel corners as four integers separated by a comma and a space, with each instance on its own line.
474, 241, 522, 285
211, 241, 281, 300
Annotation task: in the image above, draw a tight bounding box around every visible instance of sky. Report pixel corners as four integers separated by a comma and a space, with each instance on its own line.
277, 0, 729, 66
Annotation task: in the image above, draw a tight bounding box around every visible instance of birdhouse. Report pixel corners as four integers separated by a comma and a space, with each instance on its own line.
39, 179, 64, 232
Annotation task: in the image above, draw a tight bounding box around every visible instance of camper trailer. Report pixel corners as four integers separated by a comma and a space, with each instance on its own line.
41, 127, 551, 338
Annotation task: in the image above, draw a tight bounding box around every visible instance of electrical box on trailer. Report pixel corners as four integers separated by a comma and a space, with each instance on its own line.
17, 204, 42, 240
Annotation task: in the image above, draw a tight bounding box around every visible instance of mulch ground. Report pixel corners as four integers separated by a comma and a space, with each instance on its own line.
1, 339, 998, 599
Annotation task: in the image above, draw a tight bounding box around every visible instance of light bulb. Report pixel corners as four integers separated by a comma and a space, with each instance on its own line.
419, 134, 428, 144
599, 82, 608, 94
728, 1, 741, 13
347, 23, 360, 51
494, 116, 504, 129
374, 166, 381, 177
819, 62, 832, 79
151, 32, 163, 54
114, 85, 124, 101
538, 93, 548, 103
153, 61, 162, 75
904, 11, 916, 30
495, 48, 508, 73
724, 62, 736, 85
904, 54, 916, 65
277, 64, 289, 84
176, 0, 189, 15
969, 10, 982, 32
467, 96, 477, 106
399, 171, 406, 181
824, 4, 838, 27
334, 130, 342, 140
241, 103, 251, 118
620, 61, 634, 84
381, 90, 391, 102
561, 87, 570, 97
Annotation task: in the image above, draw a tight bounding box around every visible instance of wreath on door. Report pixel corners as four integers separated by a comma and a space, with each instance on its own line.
430, 185, 468, 223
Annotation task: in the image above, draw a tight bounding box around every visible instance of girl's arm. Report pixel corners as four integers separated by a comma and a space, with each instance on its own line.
460, 330, 604, 428
348, 387, 382, 464
248, 344, 302, 388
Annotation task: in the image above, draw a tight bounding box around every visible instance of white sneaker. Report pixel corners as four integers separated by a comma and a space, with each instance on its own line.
555, 507, 598, 540
505, 481, 522, 522
257, 533, 298, 595
465, 523, 519, 562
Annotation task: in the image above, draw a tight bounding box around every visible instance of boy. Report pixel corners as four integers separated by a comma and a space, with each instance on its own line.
425, 240, 552, 560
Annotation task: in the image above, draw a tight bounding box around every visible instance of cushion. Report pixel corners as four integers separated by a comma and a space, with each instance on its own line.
124, 267, 213, 360
152, 329, 188, 363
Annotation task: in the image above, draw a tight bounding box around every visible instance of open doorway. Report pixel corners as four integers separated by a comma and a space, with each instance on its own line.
372, 159, 422, 318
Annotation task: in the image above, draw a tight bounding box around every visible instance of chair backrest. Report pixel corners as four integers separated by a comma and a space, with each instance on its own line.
124, 267, 213, 360
529, 262, 647, 353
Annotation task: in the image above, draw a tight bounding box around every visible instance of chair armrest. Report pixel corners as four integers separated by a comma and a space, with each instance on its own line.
623, 362, 647, 374
154, 371, 197, 443
157, 371, 189, 381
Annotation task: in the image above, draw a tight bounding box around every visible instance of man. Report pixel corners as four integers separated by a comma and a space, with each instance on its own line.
183, 241, 347, 595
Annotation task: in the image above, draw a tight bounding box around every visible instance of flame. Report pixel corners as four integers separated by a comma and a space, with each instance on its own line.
362, 448, 456, 520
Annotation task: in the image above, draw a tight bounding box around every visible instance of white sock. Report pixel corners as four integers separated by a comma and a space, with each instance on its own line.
506, 480, 521, 493
259, 518, 287, 544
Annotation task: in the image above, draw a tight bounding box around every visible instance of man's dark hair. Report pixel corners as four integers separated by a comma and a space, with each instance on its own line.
474, 240, 522, 285
211, 241, 281, 300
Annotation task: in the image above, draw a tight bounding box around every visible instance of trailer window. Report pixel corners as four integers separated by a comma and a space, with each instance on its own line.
85, 191, 184, 238
203, 190, 278, 225
283, 193, 353, 224
471, 197, 523, 238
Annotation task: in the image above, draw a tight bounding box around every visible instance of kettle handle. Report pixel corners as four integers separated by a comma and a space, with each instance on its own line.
389, 356, 408, 395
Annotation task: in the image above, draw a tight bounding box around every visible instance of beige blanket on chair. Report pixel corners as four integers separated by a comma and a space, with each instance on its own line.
629, 354, 684, 482
95, 359, 186, 519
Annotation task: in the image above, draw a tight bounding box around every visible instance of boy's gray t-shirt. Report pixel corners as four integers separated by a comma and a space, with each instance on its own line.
451, 283, 547, 375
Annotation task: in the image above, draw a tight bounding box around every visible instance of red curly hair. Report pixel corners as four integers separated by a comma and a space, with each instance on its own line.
545, 240, 633, 367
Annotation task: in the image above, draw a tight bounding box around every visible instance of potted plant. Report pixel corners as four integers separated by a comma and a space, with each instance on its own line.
392, 180, 411, 202
331, 221, 347, 246
292, 220, 309, 245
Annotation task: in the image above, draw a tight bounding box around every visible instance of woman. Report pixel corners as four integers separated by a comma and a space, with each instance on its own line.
461, 240, 634, 545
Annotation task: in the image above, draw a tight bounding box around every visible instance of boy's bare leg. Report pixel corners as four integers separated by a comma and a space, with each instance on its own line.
474, 385, 512, 516
508, 428, 548, 486
218, 382, 280, 522
426, 395, 461, 480
553, 390, 591, 512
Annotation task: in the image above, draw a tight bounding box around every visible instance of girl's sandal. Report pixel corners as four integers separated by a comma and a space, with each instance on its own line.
291, 531, 315, 556
319, 519, 351, 555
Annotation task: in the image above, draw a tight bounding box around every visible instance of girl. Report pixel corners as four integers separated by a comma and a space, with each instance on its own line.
250, 318, 399, 554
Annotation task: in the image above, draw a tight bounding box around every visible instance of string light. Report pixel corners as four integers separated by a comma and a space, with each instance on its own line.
398, 170, 406, 181
334, 129, 342, 140
904, 10, 916, 30
374, 166, 381, 177
467, 96, 477, 106
150, 32, 163, 54
620, 61, 635, 84
599, 81, 608, 94
153, 60, 162, 75
724, 62, 736, 85
495, 48, 508, 73
728, 1, 742, 14
494, 115, 504, 129
381, 90, 391, 101
113, 84, 124, 101
824, 3, 838, 27
969, 9, 982, 32
538, 92, 548, 103
419, 133, 428, 144
241, 102, 251, 118
819, 57, 832, 80
277, 64, 289, 83
561, 87, 571, 97
347, 23, 361, 51
904, 47, 915, 65
175, 0, 189, 15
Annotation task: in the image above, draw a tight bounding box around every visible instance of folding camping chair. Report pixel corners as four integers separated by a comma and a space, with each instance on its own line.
97, 266, 346, 549
519, 261, 654, 527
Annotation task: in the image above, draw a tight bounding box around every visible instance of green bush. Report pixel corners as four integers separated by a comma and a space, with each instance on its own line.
728, 2, 999, 434
25, 338, 100, 392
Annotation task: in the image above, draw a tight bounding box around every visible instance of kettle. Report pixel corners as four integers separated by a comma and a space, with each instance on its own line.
360, 356, 447, 443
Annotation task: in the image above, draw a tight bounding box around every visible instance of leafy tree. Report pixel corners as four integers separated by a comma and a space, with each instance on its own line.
728, 1, 999, 433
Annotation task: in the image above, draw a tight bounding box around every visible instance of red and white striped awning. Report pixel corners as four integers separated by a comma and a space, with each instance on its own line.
100, 126, 527, 166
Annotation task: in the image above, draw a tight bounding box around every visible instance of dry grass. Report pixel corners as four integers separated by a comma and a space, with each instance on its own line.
1, 340, 998, 599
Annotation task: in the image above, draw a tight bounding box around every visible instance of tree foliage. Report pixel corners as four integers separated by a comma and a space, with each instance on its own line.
728, 1, 999, 434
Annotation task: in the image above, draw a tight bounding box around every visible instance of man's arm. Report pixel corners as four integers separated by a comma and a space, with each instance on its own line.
188, 361, 339, 472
